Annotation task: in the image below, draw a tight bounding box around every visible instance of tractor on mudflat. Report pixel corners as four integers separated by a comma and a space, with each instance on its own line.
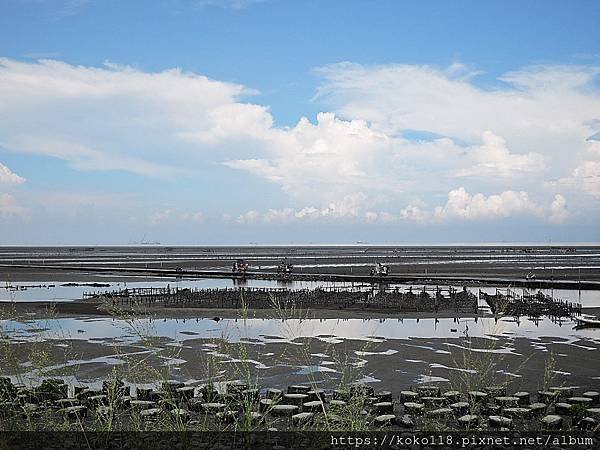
232, 259, 250, 274
370, 262, 390, 276
277, 260, 293, 275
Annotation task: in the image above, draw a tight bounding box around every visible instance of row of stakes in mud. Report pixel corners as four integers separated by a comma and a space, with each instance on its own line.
1, 377, 599, 431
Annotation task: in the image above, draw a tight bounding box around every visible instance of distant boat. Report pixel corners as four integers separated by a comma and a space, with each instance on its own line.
572, 314, 600, 328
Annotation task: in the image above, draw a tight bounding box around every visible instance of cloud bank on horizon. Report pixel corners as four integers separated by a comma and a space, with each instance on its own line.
0, 1, 599, 243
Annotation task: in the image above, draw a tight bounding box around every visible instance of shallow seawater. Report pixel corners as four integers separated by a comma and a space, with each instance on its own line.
3, 315, 600, 391
0, 278, 354, 302
3, 315, 599, 345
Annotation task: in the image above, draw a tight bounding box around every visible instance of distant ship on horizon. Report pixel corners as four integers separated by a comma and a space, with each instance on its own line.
128, 233, 161, 245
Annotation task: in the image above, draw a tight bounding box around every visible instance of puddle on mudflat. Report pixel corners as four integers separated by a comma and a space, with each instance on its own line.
2, 315, 599, 392
295, 365, 339, 375
355, 375, 381, 384
429, 363, 477, 374
416, 375, 450, 384
355, 349, 398, 356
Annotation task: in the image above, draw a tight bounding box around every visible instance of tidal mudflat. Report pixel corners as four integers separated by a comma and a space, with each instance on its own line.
1, 246, 600, 433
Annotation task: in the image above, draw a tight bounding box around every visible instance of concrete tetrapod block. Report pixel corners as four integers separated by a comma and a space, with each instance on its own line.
130, 400, 156, 411
239, 388, 260, 404
403, 402, 424, 415
40, 379, 68, 398
554, 402, 572, 415
481, 404, 502, 416
537, 391, 559, 404
176, 386, 195, 402
77, 389, 102, 401
146, 391, 162, 403
457, 414, 479, 428
135, 388, 152, 401
292, 412, 314, 426
582, 391, 600, 405
287, 385, 311, 395
373, 402, 394, 414
375, 391, 393, 403
307, 389, 325, 402
140, 408, 162, 422
567, 397, 593, 406
541, 414, 563, 430
502, 407, 531, 419
282, 393, 308, 407
577, 417, 597, 430
421, 397, 445, 408
73, 386, 87, 398
201, 402, 226, 414
513, 392, 531, 405
450, 402, 471, 416
468, 391, 488, 404
417, 385, 441, 397
585, 408, 600, 419
425, 407, 453, 418
549, 386, 574, 399
399, 391, 419, 403
488, 415, 513, 428
266, 388, 282, 400
442, 391, 461, 404
270, 404, 298, 417
528, 402, 547, 416
494, 396, 520, 408
373, 414, 396, 427
485, 386, 506, 397
303, 400, 326, 413
187, 397, 205, 412
62, 405, 88, 422
259, 399, 274, 413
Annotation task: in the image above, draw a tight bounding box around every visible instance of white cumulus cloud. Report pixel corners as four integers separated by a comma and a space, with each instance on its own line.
0, 162, 25, 184
558, 160, 600, 198
549, 194, 569, 224
433, 187, 543, 221
0, 58, 596, 227
454, 131, 545, 178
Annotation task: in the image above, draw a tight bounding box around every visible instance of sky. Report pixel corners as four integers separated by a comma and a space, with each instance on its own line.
1, 0, 600, 245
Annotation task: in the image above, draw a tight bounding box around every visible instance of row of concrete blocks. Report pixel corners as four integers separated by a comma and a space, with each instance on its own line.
3, 378, 600, 430
391, 385, 600, 431
368, 412, 597, 431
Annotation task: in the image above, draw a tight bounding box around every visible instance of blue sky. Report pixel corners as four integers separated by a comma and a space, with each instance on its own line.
1, 0, 599, 244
